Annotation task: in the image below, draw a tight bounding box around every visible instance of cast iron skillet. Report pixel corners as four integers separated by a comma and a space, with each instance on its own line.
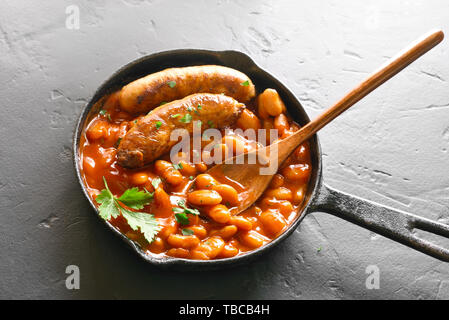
73, 49, 449, 269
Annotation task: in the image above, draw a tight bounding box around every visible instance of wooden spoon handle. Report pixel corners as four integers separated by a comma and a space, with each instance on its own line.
290, 29, 444, 147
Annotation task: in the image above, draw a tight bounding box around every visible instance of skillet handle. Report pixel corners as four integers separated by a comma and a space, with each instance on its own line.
309, 183, 449, 262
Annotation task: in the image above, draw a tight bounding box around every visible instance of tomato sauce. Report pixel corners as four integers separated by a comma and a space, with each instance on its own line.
79, 89, 312, 260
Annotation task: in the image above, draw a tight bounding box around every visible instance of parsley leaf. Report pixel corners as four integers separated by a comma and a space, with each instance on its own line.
96, 177, 159, 243
182, 228, 194, 236
174, 212, 190, 225
240, 80, 250, 86
207, 120, 214, 128
172, 200, 200, 225
179, 114, 192, 123
155, 121, 162, 129
152, 177, 162, 189
96, 184, 120, 220
173, 163, 183, 170
117, 187, 153, 210
171, 114, 181, 118
177, 200, 200, 216
99, 109, 107, 116
184, 208, 200, 216
172, 207, 184, 213
167, 81, 176, 88
118, 204, 160, 242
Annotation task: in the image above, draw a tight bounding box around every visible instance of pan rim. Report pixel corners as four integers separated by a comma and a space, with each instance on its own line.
72, 48, 323, 269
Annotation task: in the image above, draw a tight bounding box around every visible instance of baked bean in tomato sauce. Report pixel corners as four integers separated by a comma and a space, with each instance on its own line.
79, 88, 311, 260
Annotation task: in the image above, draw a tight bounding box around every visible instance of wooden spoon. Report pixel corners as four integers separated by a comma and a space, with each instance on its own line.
206, 29, 444, 215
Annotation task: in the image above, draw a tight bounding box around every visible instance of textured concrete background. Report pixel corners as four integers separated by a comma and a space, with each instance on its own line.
1, 0, 448, 299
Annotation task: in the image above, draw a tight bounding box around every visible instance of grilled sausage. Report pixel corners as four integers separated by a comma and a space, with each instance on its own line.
119, 65, 255, 114
117, 93, 245, 168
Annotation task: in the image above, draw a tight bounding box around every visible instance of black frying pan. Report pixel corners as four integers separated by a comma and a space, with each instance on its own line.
73, 49, 449, 269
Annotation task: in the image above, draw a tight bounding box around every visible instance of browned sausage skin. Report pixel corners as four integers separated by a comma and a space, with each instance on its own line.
119, 65, 255, 114
117, 93, 245, 168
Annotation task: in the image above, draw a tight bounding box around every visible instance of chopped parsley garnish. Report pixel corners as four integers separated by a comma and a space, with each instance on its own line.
178, 200, 200, 215
189, 176, 194, 180
167, 81, 176, 88
317, 246, 322, 252
171, 114, 181, 118
151, 177, 162, 189
197, 105, 202, 110
99, 109, 107, 116
172, 199, 200, 225
173, 163, 183, 170
182, 228, 194, 236
240, 80, 250, 86
174, 212, 190, 225
207, 120, 215, 128
155, 121, 162, 129
179, 114, 192, 123
187, 106, 193, 112
114, 137, 122, 148
96, 177, 159, 243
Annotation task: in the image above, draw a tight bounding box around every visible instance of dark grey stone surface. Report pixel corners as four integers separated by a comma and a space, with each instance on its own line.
1, 0, 448, 299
